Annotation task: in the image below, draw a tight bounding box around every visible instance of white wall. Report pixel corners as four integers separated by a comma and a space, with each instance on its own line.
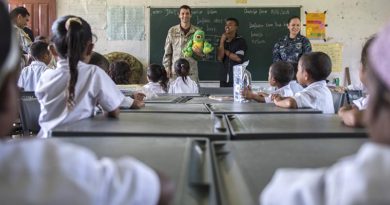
57, 0, 390, 85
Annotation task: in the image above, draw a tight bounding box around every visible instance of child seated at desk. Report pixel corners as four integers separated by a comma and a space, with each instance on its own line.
0, 6, 173, 204
109, 60, 131, 84
242, 61, 303, 103
17, 40, 51, 91
338, 36, 375, 127
143, 64, 169, 94
261, 21, 390, 205
169, 58, 199, 94
35, 16, 144, 138
273, 52, 334, 113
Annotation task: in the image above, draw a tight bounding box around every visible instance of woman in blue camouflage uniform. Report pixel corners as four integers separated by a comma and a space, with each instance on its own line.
272, 16, 312, 65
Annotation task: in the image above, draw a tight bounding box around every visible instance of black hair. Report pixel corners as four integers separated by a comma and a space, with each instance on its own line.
179, 5, 191, 14
287, 16, 300, 24
174, 58, 190, 84
226, 17, 239, 26
10, 6, 30, 20
109, 60, 131, 84
289, 62, 298, 80
89, 52, 110, 73
29, 41, 49, 60
51, 15, 92, 109
365, 60, 390, 144
300, 52, 332, 81
147, 64, 168, 92
361, 36, 376, 72
270, 61, 294, 86
34, 35, 48, 42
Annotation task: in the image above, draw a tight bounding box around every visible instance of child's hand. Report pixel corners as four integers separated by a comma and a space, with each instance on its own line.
241, 87, 253, 99
258, 92, 269, 97
338, 105, 353, 114
133, 92, 146, 101
130, 99, 145, 109
271, 94, 282, 101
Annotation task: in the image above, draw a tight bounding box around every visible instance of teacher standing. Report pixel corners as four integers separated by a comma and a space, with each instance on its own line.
163, 5, 203, 83
272, 16, 312, 65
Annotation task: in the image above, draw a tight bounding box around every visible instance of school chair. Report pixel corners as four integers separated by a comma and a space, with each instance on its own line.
331, 91, 346, 113
345, 90, 363, 105
19, 91, 41, 135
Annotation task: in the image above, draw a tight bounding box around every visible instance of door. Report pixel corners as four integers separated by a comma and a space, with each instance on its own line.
8, 0, 56, 38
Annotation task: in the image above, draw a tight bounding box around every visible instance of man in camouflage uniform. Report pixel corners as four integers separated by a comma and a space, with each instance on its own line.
10, 7, 32, 54
272, 16, 312, 64
163, 5, 203, 83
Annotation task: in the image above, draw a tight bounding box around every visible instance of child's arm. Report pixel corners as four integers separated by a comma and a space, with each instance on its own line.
242, 87, 266, 102
338, 105, 365, 127
106, 108, 120, 118
273, 94, 298, 109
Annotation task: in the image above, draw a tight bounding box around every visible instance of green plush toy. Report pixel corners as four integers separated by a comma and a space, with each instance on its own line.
182, 30, 214, 59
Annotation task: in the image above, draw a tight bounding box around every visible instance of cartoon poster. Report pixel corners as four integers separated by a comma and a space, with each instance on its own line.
306, 12, 326, 40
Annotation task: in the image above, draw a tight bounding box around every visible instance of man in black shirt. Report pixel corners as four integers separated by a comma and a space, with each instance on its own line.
217, 18, 247, 87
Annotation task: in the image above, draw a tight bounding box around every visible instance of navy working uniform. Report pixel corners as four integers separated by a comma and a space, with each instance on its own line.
272, 34, 312, 63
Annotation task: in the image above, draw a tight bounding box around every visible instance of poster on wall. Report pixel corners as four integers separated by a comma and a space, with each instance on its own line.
306, 12, 327, 40
312, 43, 343, 72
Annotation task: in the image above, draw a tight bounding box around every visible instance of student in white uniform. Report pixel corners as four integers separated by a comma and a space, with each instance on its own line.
338, 36, 374, 127
0, 6, 173, 205
143, 64, 169, 94
17, 40, 51, 91
261, 21, 390, 205
35, 16, 144, 138
273, 52, 334, 113
169, 58, 198, 94
242, 61, 302, 103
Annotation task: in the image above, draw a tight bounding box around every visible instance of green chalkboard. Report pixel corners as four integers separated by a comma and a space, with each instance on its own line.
150, 7, 300, 81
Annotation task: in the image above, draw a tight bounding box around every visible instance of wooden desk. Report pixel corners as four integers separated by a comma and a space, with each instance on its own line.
207, 103, 321, 114
58, 137, 216, 205
51, 113, 229, 140
186, 96, 234, 104
199, 87, 233, 95
227, 114, 367, 139
212, 138, 366, 205
121, 103, 210, 113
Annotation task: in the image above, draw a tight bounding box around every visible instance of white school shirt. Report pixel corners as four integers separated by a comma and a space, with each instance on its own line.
289, 80, 304, 94
292, 80, 335, 113
168, 77, 199, 94
261, 142, 390, 205
17, 61, 49, 91
143, 82, 167, 94
35, 59, 126, 138
353, 96, 369, 110
0, 139, 160, 205
264, 81, 303, 103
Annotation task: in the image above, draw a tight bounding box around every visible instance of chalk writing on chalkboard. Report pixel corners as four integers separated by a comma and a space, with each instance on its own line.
150, 7, 301, 81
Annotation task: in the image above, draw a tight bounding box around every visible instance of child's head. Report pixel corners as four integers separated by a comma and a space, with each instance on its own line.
359, 36, 375, 86
109, 60, 131, 84
89, 52, 110, 74
174, 58, 190, 83
366, 23, 390, 145
0, 2, 21, 136
51, 15, 93, 108
29, 41, 51, 65
297, 52, 332, 85
268, 61, 294, 88
34, 35, 49, 43
147, 64, 168, 92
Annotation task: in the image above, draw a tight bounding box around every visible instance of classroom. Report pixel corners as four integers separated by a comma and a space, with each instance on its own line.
2, 0, 390, 204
